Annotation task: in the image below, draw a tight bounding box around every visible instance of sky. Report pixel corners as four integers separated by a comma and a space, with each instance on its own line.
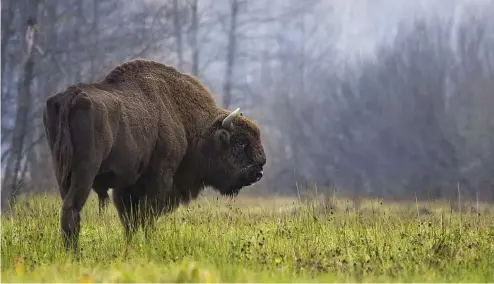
327, 0, 493, 57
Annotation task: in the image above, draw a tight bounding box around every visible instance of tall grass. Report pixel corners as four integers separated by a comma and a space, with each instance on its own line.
1, 191, 493, 282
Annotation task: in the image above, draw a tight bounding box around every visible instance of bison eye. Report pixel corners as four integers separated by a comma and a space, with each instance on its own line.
235, 140, 248, 150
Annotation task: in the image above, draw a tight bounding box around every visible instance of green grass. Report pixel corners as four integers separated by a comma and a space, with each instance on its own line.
1, 190, 494, 282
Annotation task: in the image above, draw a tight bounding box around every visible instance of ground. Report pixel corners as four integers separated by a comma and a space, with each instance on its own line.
1, 190, 494, 282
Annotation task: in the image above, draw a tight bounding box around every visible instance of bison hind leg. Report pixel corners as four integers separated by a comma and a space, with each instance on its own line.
95, 188, 110, 217
61, 166, 99, 251
60, 101, 102, 251
92, 173, 115, 217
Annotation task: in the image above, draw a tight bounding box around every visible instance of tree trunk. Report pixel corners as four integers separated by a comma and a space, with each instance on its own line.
190, 0, 199, 76
222, 0, 239, 109
27, 0, 59, 193
173, 0, 184, 70
90, 0, 100, 80
1, 1, 40, 212
73, 0, 83, 82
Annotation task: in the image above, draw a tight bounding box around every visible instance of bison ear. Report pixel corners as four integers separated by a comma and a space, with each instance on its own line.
214, 128, 231, 149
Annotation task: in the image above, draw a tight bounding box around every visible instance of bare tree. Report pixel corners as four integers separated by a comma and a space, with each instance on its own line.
173, 0, 184, 70
221, 0, 240, 108
2, 1, 41, 211
189, 0, 199, 76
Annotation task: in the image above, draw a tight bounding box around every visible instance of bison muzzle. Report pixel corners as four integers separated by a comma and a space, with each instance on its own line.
42, 59, 266, 249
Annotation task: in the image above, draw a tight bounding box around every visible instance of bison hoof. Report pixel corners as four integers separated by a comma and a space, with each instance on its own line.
61, 231, 80, 251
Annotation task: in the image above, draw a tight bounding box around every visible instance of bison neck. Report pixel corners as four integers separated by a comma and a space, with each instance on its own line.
172, 150, 209, 203
173, 126, 230, 202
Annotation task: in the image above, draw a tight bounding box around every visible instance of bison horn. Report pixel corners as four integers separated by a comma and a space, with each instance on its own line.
222, 108, 241, 129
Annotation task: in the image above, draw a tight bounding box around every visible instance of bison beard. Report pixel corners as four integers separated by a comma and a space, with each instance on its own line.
43, 59, 266, 250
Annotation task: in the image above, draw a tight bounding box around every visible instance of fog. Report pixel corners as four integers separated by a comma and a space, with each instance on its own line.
2, 0, 494, 209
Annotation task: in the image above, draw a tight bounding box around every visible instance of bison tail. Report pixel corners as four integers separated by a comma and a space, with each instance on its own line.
46, 87, 88, 194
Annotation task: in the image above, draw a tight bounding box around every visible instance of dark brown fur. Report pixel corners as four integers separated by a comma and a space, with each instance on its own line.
43, 59, 266, 249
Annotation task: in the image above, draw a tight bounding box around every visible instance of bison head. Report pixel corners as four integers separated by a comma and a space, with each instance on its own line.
202, 108, 266, 197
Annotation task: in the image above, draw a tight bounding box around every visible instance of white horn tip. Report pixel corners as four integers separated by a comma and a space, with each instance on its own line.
222, 107, 241, 129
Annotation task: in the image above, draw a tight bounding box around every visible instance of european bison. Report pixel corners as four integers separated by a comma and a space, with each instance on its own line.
43, 59, 266, 249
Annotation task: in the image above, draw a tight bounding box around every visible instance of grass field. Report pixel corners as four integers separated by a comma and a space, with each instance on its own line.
1, 190, 494, 282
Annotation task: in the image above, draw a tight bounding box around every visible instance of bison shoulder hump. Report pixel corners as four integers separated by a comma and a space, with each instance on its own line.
104, 58, 181, 84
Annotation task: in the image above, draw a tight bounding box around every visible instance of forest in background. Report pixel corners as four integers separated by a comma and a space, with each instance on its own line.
2, 0, 494, 210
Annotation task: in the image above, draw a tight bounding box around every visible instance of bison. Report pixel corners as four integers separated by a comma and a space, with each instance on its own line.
43, 59, 266, 249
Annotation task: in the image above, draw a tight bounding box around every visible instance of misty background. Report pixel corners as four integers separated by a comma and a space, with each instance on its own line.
2, 0, 494, 210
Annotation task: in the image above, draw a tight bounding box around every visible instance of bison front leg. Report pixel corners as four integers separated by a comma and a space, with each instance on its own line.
142, 133, 186, 239
138, 196, 158, 240
112, 188, 141, 243
139, 170, 176, 240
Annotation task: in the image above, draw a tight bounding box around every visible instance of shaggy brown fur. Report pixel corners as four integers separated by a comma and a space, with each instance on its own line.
43, 59, 266, 249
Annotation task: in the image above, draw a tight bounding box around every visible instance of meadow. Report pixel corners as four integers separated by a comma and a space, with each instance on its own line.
1, 190, 494, 282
